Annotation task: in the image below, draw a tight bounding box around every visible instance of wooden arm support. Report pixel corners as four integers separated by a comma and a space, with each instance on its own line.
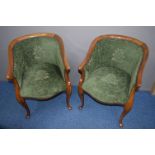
6, 43, 14, 81
63, 54, 71, 73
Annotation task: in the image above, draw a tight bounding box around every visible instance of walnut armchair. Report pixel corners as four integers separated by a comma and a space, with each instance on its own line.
6, 33, 72, 118
78, 34, 148, 127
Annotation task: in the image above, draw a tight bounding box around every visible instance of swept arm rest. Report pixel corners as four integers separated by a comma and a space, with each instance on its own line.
78, 54, 91, 85
78, 54, 93, 74
6, 42, 24, 87
79, 38, 98, 73
128, 69, 139, 96
78, 59, 87, 73
128, 43, 149, 95
6, 44, 14, 81
55, 34, 70, 75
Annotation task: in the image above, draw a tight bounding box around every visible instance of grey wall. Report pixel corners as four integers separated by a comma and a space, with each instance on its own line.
0, 26, 154, 90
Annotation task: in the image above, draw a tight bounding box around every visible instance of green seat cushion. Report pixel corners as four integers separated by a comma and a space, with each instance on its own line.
20, 63, 66, 99
82, 67, 130, 104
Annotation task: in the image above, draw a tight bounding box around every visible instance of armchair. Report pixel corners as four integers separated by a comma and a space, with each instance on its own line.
6, 33, 72, 118
78, 34, 148, 127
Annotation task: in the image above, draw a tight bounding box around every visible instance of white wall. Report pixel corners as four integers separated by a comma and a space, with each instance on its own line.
0, 26, 154, 90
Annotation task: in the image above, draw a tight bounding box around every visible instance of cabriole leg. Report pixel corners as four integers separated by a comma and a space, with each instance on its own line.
13, 79, 30, 118
78, 84, 84, 109
66, 82, 72, 110
119, 88, 136, 128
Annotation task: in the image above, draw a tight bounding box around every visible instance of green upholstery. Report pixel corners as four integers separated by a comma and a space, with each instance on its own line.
13, 37, 66, 99
83, 67, 130, 104
83, 38, 143, 104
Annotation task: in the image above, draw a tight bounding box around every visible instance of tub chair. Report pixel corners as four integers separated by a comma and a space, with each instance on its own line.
78, 34, 148, 127
6, 33, 72, 118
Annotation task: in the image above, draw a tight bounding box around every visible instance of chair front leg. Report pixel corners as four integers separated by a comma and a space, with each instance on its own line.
64, 69, 72, 110
119, 87, 136, 128
66, 81, 72, 110
78, 69, 85, 109
78, 83, 84, 109
13, 79, 30, 118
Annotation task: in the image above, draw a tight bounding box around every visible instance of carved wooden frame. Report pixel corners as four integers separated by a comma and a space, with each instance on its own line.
78, 34, 149, 128
6, 33, 72, 118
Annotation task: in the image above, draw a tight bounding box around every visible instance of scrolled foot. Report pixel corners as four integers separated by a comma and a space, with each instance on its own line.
67, 104, 72, 110
119, 122, 123, 128
119, 116, 124, 128
78, 105, 84, 110
25, 113, 30, 119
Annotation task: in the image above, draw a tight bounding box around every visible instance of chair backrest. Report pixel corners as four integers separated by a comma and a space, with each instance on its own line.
8, 33, 65, 86
85, 35, 148, 77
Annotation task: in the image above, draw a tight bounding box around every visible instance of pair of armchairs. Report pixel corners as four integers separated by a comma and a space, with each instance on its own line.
6, 33, 148, 127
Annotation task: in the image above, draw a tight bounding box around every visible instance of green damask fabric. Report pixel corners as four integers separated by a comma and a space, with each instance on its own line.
83, 38, 143, 104
13, 37, 66, 99
83, 67, 130, 104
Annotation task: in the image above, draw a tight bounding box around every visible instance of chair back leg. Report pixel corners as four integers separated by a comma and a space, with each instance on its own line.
78, 84, 84, 109
66, 82, 72, 110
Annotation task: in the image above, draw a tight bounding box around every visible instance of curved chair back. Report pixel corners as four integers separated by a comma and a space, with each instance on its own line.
7, 33, 67, 86
83, 35, 149, 89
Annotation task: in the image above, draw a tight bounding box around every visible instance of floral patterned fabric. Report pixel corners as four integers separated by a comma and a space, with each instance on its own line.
83, 38, 143, 104
13, 37, 66, 99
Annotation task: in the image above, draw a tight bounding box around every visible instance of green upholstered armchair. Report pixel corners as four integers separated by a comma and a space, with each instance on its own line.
6, 33, 72, 118
78, 34, 148, 127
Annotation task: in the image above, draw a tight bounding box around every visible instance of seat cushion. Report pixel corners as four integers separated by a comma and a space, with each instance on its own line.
20, 63, 66, 99
82, 67, 131, 104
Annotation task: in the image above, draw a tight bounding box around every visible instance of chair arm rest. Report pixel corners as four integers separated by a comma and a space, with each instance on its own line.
78, 54, 91, 72
128, 69, 139, 95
